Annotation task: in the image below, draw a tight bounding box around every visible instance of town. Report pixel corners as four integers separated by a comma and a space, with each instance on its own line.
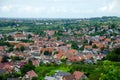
0, 17, 120, 80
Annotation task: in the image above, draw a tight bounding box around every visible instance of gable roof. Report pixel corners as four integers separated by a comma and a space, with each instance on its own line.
32, 60, 39, 66
0, 56, 3, 62
105, 38, 111, 42
63, 75, 75, 80
56, 53, 64, 59
14, 33, 26, 37
27, 70, 38, 78
0, 46, 4, 51
7, 78, 20, 80
55, 71, 71, 76
73, 71, 84, 80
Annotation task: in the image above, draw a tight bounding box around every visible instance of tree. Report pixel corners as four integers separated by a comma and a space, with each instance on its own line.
44, 51, 52, 56
99, 60, 120, 80
2, 56, 10, 62
92, 44, 97, 48
28, 34, 32, 39
32, 77, 39, 80
21, 60, 35, 75
107, 47, 120, 61
71, 41, 79, 50
89, 60, 120, 80
7, 35, 14, 41
20, 46, 25, 52
8, 47, 14, 52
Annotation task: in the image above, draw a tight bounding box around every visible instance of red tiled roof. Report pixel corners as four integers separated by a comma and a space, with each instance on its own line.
86, 54, 93, 59
0, 46, 4, 51
92, 42, 106, 48
32, 60, 39, 66
115, 39, 120, 42
73, 71, 84, 80
68, 49, 77, 54
40, 47, 54, 53
84, 46, 92, 49
66, 44, 71, 48
27, 70, 38, 78
56, 53, 64, 59
63, 75, 75, 80
14, 33, 26, 37
105, 38, 111, 42
0, 56, 3, 62
3, 63, 14, 73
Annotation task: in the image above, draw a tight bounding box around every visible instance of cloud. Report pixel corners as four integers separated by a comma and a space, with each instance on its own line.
0, 0, 120, 18
0, 5, 13, 12
99, 0, 120, 14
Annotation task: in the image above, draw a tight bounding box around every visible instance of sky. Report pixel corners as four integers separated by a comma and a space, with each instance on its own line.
0, 0, 120, 18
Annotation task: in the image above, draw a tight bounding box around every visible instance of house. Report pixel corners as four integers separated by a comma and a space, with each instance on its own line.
14, 66, 20, 72
25, 70, 38, 80
55, 53, 64, 60
84, 45, 92, 50
18, 60, 27, 68
63, 75, 75, 80
54, 71, 71, 77
45, 30, 55, 36
68, 49, 78, 55
68, 55, 82, 62
45, 76, 56, 80
73, 71, 86, 80
14, 33, 27, 41
43, 71, 72, 80
7, 78, 20, 80
32, 60, 40, 66
99, 36, 105, 41
56, 41, 64, 46
97, 53, 106, 60
0, 56, 3, 62
0, 46, 4, 52
30, 46, 40, 52
92, 42, 107, 49
3, 63, 14, 73
105, 38, 111, 43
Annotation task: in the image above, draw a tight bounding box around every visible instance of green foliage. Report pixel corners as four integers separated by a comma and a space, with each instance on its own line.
89, 60, 120, 80
28, 34, 32, 39
1, 56, 10, 62
32, 77, 39, 80
79, 45, 84, 51
8, 47, 14, 52
0, 41, 11, 47
20, 39, 33, 43
44, 51, 52, 55
6, 35, 14, 41
107, 47, 120, 61
20, 46, 25, 52
71, 41, 79, 50
99, 60, 120, 80
11, 56, 24, 61
92, 44, 97, 48
21, 60, 35, 75
35, 63, 71, 80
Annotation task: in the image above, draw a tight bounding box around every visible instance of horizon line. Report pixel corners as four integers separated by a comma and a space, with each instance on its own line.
0, 16, 119, 19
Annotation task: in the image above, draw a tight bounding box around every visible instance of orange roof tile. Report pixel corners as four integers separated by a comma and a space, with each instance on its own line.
27, 70, 38, 78
73, 71, 84, 80
14, 33, 26, 37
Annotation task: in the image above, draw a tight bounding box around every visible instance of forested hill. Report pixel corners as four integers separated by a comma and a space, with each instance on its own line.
0, 16, 120, 33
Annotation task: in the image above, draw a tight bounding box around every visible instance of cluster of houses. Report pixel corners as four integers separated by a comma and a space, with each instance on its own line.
0, 24, 120, 80
45, 71, 87, 80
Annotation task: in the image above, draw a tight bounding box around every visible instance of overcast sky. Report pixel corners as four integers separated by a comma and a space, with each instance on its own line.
0, 0, 120, 18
